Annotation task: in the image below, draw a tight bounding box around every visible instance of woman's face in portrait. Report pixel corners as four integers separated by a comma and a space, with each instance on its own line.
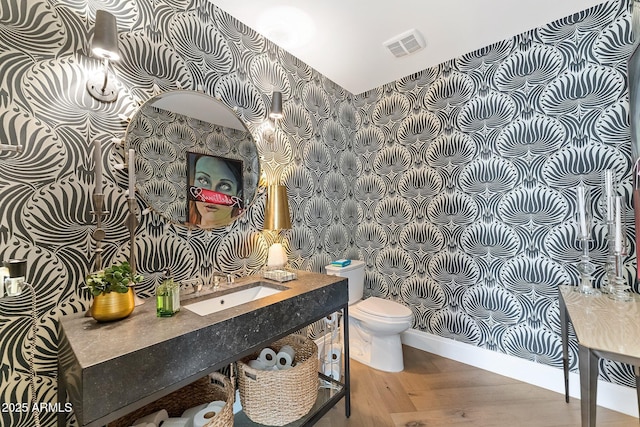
194, 156, 240, 227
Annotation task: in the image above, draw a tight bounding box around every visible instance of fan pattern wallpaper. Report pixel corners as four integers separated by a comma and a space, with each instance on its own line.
0, 0, 636, 425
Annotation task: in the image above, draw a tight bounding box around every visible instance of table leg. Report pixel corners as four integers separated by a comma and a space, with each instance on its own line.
57, 362, 67, 427
343, 305, 351, 418
560, 295, 569, 403
635, 365, 640, 422
578, 344, 598, 427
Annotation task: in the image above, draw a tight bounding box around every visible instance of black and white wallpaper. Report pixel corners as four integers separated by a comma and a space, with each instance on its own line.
355, 0, 637, 389
364, 2, 635, 386
353, 1, 637, 386
0, 0, 636, 425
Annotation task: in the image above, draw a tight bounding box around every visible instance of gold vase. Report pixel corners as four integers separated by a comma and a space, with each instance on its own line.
91, 288, 135, 322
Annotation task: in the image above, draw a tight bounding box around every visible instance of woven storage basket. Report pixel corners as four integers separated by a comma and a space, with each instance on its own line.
238, 334, 318, 426
107, 372, 234, 427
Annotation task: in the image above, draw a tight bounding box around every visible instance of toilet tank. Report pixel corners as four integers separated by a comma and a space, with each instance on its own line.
325, 260, 365, 305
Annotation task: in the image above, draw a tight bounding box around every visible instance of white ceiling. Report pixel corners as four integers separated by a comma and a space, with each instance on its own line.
211, 0, 607, 95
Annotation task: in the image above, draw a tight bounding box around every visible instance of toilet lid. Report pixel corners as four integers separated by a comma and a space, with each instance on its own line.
356, 297, 412, 318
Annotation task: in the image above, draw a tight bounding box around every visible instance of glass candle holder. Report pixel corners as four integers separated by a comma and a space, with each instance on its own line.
602, 220, 616, 294
609, 252, 632, 302
576, 238, 600, 295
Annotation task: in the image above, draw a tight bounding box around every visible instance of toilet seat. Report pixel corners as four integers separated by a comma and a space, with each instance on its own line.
356, 297, 412, 318
351, 297, 412, 325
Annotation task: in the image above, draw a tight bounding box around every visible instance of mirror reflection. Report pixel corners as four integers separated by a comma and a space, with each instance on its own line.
125, 90, 260, 228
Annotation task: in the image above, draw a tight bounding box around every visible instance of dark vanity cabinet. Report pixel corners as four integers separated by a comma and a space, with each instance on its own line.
57, 271, 350, 427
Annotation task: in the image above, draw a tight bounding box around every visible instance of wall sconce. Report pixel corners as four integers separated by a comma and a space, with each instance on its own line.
264, 184, 292, 268
263, 91, 283, 144
86, 10, 120, 102
2, 259, 27, 297
269, 91, 283, 120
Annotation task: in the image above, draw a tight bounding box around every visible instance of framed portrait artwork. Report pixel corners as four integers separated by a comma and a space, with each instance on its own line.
186, 152, 244, 228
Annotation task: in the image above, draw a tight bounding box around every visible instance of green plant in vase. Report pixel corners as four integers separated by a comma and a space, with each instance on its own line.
86, 262, 143, 322
86, 261, 143, 296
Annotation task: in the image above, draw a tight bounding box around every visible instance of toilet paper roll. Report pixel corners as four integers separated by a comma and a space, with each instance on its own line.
326, 344, 342, 364
134, 409, 169, 426
324, 312, 338, 326
248, 358, 267, 370
160, 418, 190, 427
207, 400, 226, 411
276, 344, 295, 369
258, 347, 277, 367
193, 407, 221, 427
181, 403, 208, 427
323, 366, 341, 381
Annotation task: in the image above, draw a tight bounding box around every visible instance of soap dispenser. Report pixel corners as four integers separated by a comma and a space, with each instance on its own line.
156, 268, 180, 317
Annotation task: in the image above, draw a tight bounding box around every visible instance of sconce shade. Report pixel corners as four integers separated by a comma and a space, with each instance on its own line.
6, 259, 26, 278
269, 91, 283, 120
87, 10, 119, 102
91, 10, 120, 61
264, 185, 291, 230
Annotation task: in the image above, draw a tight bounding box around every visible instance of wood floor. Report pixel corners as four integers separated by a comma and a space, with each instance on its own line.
316, 346, 637, 427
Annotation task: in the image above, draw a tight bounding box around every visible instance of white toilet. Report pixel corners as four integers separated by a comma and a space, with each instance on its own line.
325, 260, 413, 372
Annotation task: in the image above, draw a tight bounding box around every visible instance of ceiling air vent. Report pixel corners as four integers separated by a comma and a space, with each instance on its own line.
383, 29, 426, 58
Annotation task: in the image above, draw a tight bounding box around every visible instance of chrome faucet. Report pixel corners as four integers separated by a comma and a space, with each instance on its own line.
183, 278, 203, 295
211, 271, 234, 288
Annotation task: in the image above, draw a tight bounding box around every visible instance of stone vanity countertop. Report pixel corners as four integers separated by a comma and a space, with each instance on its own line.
58, 270, 348, 426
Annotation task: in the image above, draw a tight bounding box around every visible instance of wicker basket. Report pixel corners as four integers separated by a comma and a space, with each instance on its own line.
237, 334, 318, 426
107, 372, 234, 427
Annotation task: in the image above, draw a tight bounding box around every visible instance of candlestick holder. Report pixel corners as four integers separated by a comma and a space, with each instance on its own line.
609, 251, 632, 302
127, 198, 145, 306
91, 193, 109, 271
602, 220, 616, 294
576, 237, 600, 295
87, 193, 110, 317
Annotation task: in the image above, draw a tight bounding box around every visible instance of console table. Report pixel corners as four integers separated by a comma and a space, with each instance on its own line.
558, 285, 640, 427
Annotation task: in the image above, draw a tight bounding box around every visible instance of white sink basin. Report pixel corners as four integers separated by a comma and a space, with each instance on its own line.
184, 284, 284, 316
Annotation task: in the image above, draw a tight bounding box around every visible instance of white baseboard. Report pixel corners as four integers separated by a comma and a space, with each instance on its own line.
401, 329, 639, 418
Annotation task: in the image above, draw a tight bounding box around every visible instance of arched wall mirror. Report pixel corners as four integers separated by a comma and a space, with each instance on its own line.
125, 90, 261, 229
